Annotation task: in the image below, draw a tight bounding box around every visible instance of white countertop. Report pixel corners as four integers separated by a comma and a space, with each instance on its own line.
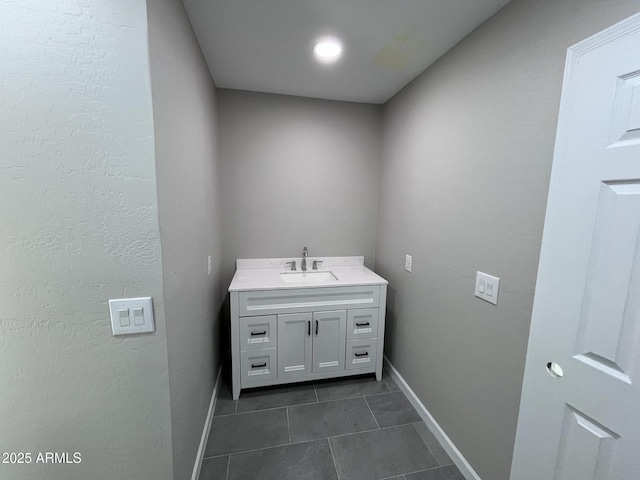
228, 256, 388, 292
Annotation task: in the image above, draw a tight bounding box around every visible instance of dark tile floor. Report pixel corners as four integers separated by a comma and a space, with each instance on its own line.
200, 370, 465, 480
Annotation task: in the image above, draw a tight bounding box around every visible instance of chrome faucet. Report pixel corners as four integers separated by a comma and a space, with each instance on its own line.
301, 246, 308, 271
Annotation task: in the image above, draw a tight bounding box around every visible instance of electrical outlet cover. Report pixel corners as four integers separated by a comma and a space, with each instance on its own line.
108, 297, 155, 335
475, 272, 500, 305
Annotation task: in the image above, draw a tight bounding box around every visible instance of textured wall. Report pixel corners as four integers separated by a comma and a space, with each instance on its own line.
218, 89, 382, 285
375, 1, 640, 479
0, 2, 173, 479
147, 0, 224, 478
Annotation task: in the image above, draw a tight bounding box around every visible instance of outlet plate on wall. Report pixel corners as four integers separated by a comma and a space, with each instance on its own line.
108, 297, 155, 335
405, 255, 412, 272
475, 272, 500, 305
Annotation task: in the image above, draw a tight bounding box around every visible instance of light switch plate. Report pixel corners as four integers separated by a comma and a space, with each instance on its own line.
108, 297, 155, 335
475, 272, 500, 305
405, 254, 413, 272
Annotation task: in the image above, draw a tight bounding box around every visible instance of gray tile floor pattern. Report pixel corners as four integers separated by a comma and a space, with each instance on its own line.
200, 370, 465, 480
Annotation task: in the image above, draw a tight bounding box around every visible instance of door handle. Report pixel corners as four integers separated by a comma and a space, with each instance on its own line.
315, 320, 319, 335
308, 320, 311, 336
546, 362, 564, 378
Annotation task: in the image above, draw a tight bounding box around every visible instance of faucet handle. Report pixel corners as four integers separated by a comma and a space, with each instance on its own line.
285, 261, 297, 271
312, 260, 323, 270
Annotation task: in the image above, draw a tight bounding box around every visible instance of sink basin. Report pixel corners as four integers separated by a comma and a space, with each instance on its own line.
280, 271, 338, 284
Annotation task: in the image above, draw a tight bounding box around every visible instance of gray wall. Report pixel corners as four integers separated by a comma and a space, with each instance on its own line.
376, 1, 640, 479
147, 1, 223, 479
0, 1, 173, 479
218, 89, 382, 283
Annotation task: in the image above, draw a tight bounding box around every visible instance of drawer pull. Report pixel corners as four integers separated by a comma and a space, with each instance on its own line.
250, 331, 267, 336
354, 352, 369, 357
355, 322, 370, 327
251, 362, 267, 368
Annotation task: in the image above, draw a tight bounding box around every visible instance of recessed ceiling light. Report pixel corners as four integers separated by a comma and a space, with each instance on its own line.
313, 37, 342, 64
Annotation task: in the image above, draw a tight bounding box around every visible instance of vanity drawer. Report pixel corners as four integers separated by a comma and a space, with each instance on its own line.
347, 308, 378, 340
240, 349, 277, 383
239, 315, 277, 351
346, 339, 378, 370
238, 285, 380, 317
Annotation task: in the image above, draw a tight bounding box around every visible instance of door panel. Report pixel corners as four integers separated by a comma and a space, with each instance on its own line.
609, 71, 640, 148
576, 181, 640, 380
554, 406, 619, 480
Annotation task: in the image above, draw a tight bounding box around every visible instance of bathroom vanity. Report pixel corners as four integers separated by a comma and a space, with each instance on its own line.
228, 256, 388, 399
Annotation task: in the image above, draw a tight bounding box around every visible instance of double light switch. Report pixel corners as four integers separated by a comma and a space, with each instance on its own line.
475, 272, 500, 305
108, 297, 155, 335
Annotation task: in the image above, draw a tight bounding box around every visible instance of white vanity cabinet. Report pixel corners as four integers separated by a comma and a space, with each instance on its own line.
229, 263, 387, 400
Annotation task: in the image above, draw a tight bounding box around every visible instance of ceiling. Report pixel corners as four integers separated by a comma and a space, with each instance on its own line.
182, 0, 511, 104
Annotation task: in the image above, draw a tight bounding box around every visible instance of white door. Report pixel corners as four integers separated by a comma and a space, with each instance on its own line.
312, 310, 346, 373
511, 13, 640, 480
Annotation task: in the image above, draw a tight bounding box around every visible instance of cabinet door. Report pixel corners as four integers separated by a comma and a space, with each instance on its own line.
278, 313, 312, 378
312, 310, 346, 374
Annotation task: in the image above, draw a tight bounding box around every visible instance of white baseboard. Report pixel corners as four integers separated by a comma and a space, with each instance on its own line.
191, 363, 224, 480
383, 356, 481, 480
